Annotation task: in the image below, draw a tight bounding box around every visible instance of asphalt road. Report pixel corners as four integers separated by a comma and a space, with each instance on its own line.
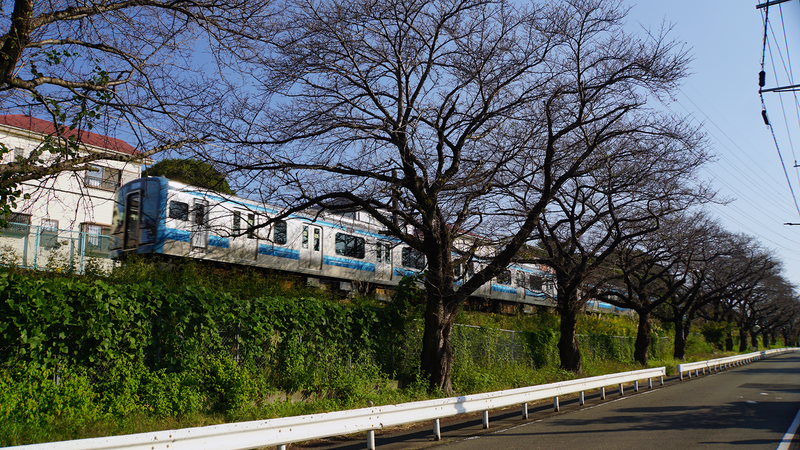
298, 353, 800, 450
441, 353, 800, 450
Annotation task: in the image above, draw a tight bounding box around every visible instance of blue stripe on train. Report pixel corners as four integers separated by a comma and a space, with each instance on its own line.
491, 284, 517, 294
258, 244, 300, 260
393, 268, 421, 278
324, 255, 375, 272
164, 228, 229, 249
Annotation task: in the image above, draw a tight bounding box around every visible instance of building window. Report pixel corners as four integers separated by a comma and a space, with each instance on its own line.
401, 247, 426, 270
40, 219, 59, 248
274, 220, 287, 244
2, 212, 31, 236
335, 233, 365, 259
85, 165, 122, 190
169, 201, 189, 221
81, 223, 111, 253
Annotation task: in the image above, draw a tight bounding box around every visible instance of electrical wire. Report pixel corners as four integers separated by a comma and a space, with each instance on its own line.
760, 4, 800, 219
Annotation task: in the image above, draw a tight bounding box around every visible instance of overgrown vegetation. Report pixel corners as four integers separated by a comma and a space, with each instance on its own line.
0, 260, 771, 446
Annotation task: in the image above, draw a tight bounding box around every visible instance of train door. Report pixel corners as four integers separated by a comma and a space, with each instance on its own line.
300, 224, 323, 270
230, 210, 257, 260
123, 191, 141, 250
191, 199, 209, 252
375, 241, 392, 281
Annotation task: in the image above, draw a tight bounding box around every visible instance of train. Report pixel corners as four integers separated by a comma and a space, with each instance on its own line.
109, 176, 561, 308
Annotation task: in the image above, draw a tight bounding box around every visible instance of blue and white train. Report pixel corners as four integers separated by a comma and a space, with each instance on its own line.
109, 177, 558, 307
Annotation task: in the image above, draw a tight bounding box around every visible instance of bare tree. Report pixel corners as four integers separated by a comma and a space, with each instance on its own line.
660, 228, 778, 359
0, 0, 273, 215
204, 0, 697, 391
530, 123, 710, 371
593, 212, 703, 366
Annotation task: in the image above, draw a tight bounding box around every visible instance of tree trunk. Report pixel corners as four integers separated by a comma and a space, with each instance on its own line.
739, 327, 748, 352
750, 331, 759, 349
673, 316, 690, 360
557, 307, 582, 373
420, 292, 457, 394
634, 310, 652, 366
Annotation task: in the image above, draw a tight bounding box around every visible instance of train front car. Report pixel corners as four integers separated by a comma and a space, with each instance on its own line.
110, 177, 169, 258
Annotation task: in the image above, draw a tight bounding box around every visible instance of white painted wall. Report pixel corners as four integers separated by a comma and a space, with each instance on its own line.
0, 122, 143, 232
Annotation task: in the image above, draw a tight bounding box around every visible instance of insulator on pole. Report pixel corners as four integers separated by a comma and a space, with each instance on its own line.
759, 71, 766, 87
762, 109, 770, 125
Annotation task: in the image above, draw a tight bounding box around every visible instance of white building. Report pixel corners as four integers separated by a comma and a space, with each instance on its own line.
0, 115, 147, 271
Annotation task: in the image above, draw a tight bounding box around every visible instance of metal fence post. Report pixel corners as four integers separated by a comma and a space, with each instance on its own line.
367, 430, 375, 450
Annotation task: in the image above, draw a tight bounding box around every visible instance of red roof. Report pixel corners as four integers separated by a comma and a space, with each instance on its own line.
0, 115, 137, 155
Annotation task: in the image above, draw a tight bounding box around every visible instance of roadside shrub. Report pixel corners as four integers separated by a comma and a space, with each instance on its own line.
202, 356, 255, 413
137, 369, 203, 417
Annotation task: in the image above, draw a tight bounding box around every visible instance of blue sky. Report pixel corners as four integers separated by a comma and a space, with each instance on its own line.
627, 1, 800, 288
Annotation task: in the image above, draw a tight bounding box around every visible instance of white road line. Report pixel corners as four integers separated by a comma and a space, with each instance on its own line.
777, 407, 800, 450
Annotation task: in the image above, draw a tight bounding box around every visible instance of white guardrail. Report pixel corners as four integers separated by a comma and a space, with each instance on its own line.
676, 347, 799, 380
10, 367, 667, 450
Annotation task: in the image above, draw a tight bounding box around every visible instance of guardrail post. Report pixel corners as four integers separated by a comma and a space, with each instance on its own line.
522, 402, 528, 419
579, 391, 585, 405
367, 430, 376, 450
660, 375, 664, 385
634, 381, 639, 392
554, 396, 560, 412
680, 371, 684, 381
619, 383, 624, 396
648, 378, 653, 389
278, 445, 286, 450
601, 387, 606, 400
433, 418, 441, 441
483, 410, 489, 429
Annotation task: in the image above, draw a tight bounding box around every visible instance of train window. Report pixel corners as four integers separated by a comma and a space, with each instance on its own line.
335, 233, 365, 259
496, 270, 512, 286
273, 220, 287, 244
528, 275, 543, 291
377, 244, 392, 263
401, 247, 426, 270
169, 201, 189, 221
246, 213, 256, 239
313, 227, 320, 251
233, 211, 242, 235
193, 203, 207, 226
302, 226, 309, 249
